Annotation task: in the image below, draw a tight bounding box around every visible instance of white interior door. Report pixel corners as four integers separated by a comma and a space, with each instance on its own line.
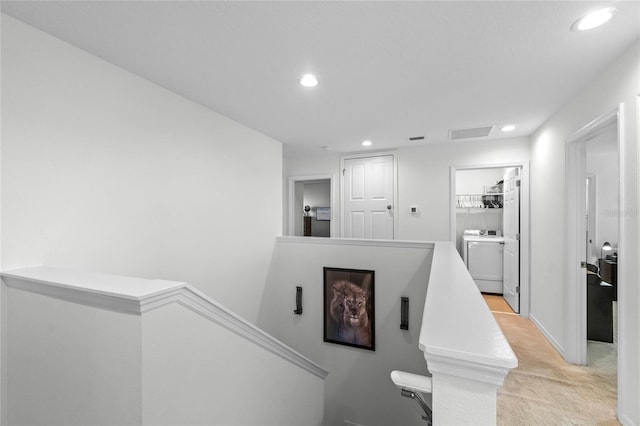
503, 168, 520, 313
343, 155, 394, 239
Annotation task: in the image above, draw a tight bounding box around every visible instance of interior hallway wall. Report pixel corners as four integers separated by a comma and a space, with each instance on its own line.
285, 138, 530, 242
530, 40, 639, 424
256, 238, 432, 426
1, 15, 283, 322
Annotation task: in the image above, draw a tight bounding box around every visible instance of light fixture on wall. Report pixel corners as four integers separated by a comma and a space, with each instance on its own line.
601, 241, 612, 259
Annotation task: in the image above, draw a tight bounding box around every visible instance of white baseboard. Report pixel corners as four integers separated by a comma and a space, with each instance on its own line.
529, 313, 565, 356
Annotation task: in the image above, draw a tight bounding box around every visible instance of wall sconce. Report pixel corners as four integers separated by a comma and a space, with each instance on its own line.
294, 286, 303, 315
601, 242, 612, 259
400, 297, 409, 330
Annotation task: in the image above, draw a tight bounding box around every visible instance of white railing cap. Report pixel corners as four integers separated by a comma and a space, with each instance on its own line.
419, 242, 517, 383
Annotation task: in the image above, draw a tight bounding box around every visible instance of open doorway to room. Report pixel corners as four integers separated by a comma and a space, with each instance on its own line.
287, 175, 336, 237
450, 163, 530, 318
566, 110, 619, 386
585, 121, 619, 380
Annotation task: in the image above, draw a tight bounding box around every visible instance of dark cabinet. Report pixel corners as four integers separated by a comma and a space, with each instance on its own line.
587, 264, 616, 343
303, 216, 312, 237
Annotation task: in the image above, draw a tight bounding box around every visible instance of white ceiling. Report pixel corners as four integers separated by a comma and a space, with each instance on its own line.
2, 1, 639, 157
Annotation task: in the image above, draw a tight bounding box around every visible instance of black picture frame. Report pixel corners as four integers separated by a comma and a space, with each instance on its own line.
323, 267, 375, 351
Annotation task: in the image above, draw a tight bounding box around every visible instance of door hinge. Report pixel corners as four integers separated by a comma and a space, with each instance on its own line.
516, 286, 520, 293
516, 180, 521, 187
516, 233, 520, 241
342, 168, 345, 176
580, 261, 587, 269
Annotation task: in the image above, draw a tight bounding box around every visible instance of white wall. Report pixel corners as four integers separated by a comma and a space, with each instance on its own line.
586, 150, 619, 258
142, 303, 324, 426
456, 168, 506, 195
530, 40, 639, 424
1, 15, 283, 322
256, 238, 433, 426
285, 138, 530, 241
4, 286, 142, 425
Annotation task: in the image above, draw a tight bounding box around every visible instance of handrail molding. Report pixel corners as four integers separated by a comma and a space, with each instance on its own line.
1, 266, 328, 380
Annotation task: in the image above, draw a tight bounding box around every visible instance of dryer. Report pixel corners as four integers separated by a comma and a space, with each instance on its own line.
462, 230, 504, 294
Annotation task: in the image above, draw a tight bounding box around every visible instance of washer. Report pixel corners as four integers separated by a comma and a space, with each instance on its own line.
462, 230, 504, 294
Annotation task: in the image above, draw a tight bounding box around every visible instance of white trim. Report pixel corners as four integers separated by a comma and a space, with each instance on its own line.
1, 267, 328, 380
425, 353, 512, 387
287, 174, 337, 238
449, 162, 531, 319
339, 151, 399, 239
277, 236, 434, 250
420, 242, 517, 372
564, 139, 588, 364
566, 109, 618, 144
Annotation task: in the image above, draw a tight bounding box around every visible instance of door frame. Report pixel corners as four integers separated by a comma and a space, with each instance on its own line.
339, 151, 398, 238
564, 106, 620, 365
449, 162, 530, 318
287, 174, 338, 237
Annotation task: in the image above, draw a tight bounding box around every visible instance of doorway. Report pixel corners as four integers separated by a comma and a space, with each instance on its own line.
565, 109, 619, 374
450, 163, 530, 318
287, 174, 337, 237
585, 123, 619, 382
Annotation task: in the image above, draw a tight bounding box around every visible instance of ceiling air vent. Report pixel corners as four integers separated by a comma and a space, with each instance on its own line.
448, 125, 494, 140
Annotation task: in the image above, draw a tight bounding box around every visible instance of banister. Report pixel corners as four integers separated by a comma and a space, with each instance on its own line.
1, 266, 328, 380
418, 241, 517, 424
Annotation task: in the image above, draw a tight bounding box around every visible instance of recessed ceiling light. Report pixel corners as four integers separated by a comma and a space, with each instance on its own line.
322, 145, 333, 151
571, 7, 616, 31
361, 140, 373, 147
300, 74, 319, 87
501, 125, 516, 132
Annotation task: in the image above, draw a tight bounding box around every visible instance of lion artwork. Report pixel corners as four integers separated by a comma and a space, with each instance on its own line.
329, 280, 371, 346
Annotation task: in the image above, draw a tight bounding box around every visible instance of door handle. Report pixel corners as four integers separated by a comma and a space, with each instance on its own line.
387, 205, 392, 210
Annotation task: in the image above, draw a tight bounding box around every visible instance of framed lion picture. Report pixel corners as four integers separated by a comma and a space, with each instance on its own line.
323, 267, 375, 351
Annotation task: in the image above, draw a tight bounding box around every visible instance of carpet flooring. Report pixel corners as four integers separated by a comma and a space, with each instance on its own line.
494, 312, 618, 425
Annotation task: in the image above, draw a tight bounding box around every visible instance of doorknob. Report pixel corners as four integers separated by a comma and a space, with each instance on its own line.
387, 205, 392, 210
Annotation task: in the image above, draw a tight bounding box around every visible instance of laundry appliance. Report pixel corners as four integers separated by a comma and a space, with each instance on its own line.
462, 230, 504, 294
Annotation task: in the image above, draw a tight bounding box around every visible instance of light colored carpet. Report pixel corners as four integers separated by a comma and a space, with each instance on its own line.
494, 312, 618, 425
